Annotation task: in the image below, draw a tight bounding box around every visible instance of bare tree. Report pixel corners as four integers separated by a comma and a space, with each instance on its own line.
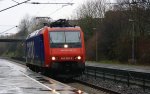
75, 0, 107, 19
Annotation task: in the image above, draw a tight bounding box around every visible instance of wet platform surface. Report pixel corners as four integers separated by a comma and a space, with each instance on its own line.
86, 61, 150, 73
0, 59, 87, 94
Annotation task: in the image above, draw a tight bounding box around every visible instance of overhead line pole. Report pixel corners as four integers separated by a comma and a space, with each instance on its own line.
0, 0, 30, 13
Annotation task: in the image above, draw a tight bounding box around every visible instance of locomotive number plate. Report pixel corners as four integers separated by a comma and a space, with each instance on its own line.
61, 57, 73, 60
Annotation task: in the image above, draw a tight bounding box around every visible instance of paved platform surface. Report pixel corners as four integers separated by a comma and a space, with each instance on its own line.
86, 61, 150, 73
0, 59, 87, 94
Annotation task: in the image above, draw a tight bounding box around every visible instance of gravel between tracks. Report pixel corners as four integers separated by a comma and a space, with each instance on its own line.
75, 75, 150, 94
67, 82, 108, 94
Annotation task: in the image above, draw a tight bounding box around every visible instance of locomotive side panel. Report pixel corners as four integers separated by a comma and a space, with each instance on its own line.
26, 35, 45, 67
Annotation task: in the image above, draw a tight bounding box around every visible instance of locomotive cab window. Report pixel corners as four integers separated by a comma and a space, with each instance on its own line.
49, 31, 81, 48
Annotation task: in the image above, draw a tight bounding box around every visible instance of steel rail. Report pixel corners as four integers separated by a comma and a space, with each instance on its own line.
74, 79, 121, 94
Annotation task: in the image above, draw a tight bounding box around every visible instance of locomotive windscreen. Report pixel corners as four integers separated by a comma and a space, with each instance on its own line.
49, 31, 81, 48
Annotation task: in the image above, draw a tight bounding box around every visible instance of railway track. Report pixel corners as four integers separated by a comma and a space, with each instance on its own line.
67, 80, 108, 94
5, 58, 121, 94
51, 76, 120, 94
72, 79, 121, 94
4, 58, 150, 94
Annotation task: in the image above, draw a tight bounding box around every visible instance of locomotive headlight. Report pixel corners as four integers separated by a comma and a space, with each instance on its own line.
64, 44, 68, 48
52, 56, 56, 60
77, 56, 81, 60
77, 90, 82, 94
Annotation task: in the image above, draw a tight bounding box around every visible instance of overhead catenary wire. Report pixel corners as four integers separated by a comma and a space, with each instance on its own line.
47, 6, 66, 16
0, 25, 17, 26
0, 0, 31, 13
47, 0, 74, 16
11, 0, 19, 4
34, 2, 73, 16
26, 2, 74, 5
34, 4, 46, 15
30, 0, 74, 19
0, 26, 17, 35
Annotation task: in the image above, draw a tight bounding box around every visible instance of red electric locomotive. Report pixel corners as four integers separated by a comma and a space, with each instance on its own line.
26, 19, 85, 77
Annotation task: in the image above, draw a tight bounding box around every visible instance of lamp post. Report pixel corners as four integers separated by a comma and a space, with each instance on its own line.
93, 28, 98, 62
129, 19, 135, 63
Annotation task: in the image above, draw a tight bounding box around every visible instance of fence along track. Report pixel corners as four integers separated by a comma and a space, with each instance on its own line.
84, 66, 150, 92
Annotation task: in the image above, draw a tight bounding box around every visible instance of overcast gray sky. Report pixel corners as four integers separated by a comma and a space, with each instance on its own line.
0, 0, 113, 35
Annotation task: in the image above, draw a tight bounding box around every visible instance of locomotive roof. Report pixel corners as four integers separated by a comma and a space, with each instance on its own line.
26, 26, 81, 39
26, 19, 81, 39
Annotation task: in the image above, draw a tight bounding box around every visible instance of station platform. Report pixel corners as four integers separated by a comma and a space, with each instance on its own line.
0, 59, 87, 94
86, 61, 150, 73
